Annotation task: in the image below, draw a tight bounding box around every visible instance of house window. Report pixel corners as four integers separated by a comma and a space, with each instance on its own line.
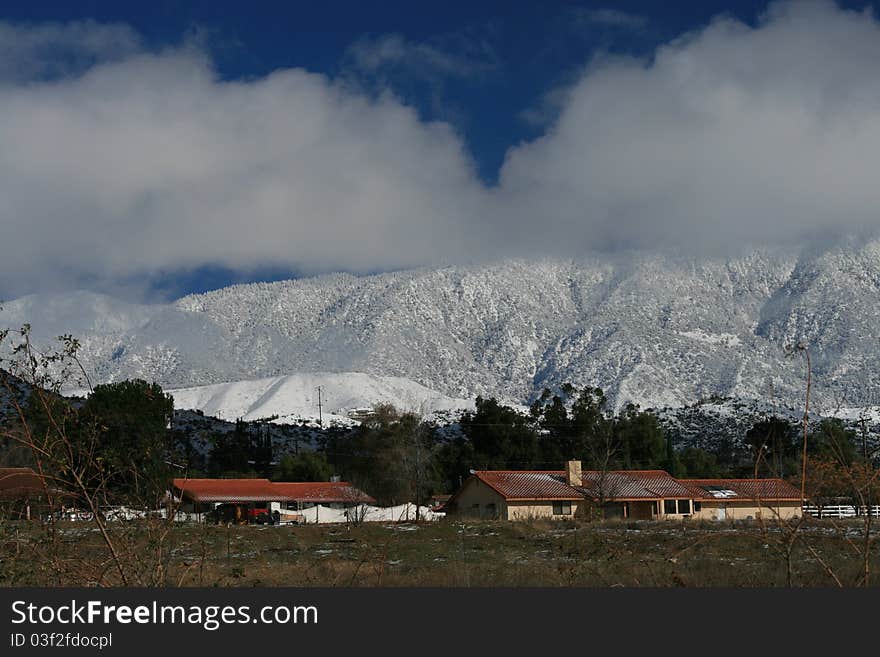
693, 501, 702, 512
664, 499, 677, 514
677, 499, 691, 514
552, 501, 572, 515
484, 503, 497, 519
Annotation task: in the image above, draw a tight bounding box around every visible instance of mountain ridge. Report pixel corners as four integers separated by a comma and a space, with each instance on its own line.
2, 243, 879, 412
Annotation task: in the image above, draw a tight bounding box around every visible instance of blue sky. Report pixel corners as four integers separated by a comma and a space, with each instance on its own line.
2, 1, 880, 300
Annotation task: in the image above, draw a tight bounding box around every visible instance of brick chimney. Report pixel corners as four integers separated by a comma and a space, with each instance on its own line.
566, 460, 582, 487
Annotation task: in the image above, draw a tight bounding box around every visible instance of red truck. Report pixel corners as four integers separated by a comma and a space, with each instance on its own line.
248, 507, 280, 525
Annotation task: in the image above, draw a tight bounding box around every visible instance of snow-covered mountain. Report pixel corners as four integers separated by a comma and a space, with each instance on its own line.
2, 241, 880, 412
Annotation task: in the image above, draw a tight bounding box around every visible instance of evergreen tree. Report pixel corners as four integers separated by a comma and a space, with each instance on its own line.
274, 451, 332, 482
209, 420, 256, 477
614, 403, 666, 470
570, 387, 617, 470
80, 379, 175, 506
809, 418, 858, 467
746, 416, 799, 477
677, 446, 720, 477
460, 396, 540, 469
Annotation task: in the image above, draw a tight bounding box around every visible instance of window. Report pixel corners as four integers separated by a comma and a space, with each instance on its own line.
693, 501, 702, 512
552, 501, 572, 515
677, 499, 691, 514
664, 499, 676, 514
484, 503, 497, 519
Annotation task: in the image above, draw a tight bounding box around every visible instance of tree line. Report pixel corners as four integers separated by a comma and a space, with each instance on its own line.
4, 372, 877, 511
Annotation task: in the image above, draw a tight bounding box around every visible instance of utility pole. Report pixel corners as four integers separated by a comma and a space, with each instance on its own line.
415, 428, 422, 522
316, 386, 323, 427
796, 343, 811, 505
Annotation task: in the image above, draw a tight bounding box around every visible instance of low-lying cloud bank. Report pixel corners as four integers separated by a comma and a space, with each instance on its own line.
2, 1, 880, 299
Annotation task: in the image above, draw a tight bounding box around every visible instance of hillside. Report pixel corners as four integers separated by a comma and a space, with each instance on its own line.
166, 372, 474, 425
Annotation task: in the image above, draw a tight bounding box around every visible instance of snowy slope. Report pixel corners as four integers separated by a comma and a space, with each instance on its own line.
2, 241, 880, 411
166, 373, 474, 425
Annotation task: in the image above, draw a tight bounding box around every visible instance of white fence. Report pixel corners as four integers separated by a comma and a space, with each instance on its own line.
57, 507, 205, 522
803, 505, 880, 518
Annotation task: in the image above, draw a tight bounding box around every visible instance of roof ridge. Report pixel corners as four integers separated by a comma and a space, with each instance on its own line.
474, 470, 565, 475
682, 477, 790, 482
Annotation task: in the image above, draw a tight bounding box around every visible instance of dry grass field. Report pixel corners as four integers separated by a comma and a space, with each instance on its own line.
2, 517, 878, 587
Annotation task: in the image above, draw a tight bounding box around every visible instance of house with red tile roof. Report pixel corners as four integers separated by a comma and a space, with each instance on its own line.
172, 478, 375, 523
447, 461, 803, 521
448, 468, 585, 520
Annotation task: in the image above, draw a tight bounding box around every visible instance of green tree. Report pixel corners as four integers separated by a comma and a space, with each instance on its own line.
615, 403, 666, 470
325, 404, 439, 507
434, 433, 476, 494
460, 397, 540, 470
531, 387, 577, 466
570, 387, 617, 471
808, 418, 857, 467
80, 379, 174, 506
677, 446, 721, 478
208, 419, 257, 477
274, 451, 332, 482
746, 416, 799, 478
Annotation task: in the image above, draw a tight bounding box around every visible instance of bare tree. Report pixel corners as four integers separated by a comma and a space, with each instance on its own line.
1, 323, 195, 586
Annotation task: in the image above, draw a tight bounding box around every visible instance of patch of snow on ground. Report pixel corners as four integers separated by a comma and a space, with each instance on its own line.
677, 329, 742, 347
831, 406, 880, 422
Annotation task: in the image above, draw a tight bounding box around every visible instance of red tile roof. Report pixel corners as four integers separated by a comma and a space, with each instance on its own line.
172, 478, 374, 504
172, 478, 275, 502
459, 468, 798, 505
271, 482, 375, 504
471, 471, 583, 500
579, 470, 696, 500
682, 479, 803, 501
0, 467, 52, 499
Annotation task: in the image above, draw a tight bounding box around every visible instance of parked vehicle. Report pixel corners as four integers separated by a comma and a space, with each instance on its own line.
250, 507, 271, 524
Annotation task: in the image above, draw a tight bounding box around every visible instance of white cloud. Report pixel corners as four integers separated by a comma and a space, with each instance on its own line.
0, 40, 488, 297
497, 0, 880, 255
2, 1, 880, 299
